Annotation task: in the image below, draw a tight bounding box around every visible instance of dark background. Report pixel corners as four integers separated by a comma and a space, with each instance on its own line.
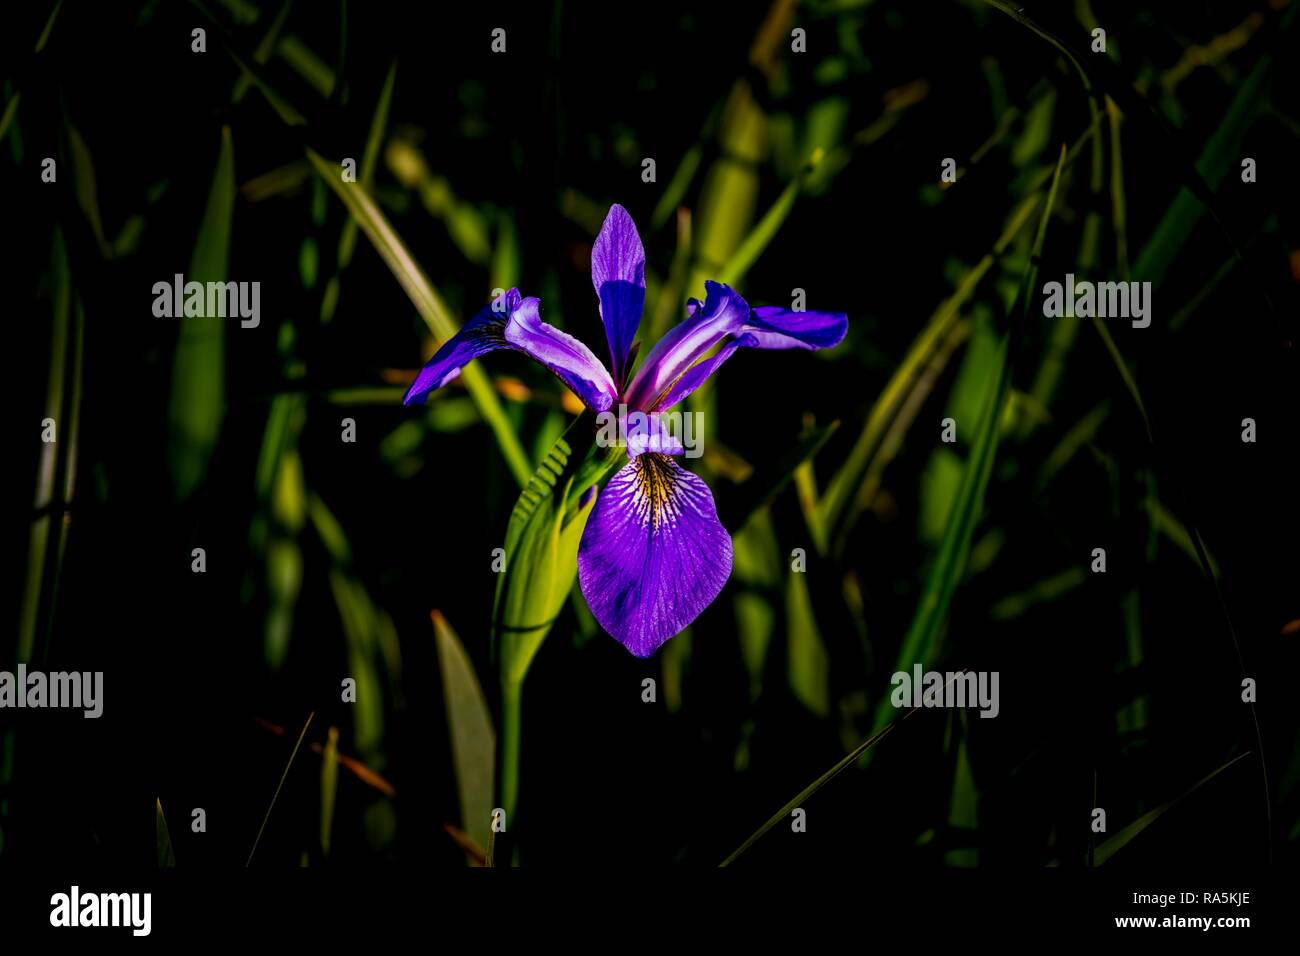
3, 0, 1298, 870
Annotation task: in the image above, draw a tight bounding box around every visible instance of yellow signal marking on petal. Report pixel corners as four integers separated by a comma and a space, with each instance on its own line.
632, 453, 683, 533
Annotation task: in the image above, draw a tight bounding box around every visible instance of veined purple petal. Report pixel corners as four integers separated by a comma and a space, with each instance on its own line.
622, 281, 750, 410
403, 289, 618, 411
747, 306, 848, 350
402, 291, 518, 405
503, 296, 618, 412
650, 305, 849, 411
591, 204, 646, 388
650, 335, 749, 412
578, 453, 732, 657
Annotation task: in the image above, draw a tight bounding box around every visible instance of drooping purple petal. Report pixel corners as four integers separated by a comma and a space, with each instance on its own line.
650, 305, 849, 411
578, 453, 732, 657
403, 289, 618, 412
403, 291, 518, 405
503, 295, 618, 412
622, 280, 750, 410
746, 306, 849, 350
591, 204, 646, 389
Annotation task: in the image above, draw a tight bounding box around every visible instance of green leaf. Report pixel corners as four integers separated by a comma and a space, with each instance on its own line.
156, 798, 176, 867
1094, 752, 1251, 866
721, 420, 840, 534
492, 414, 622, 822
320, 726, 339, 857
305, 147, 531, 487
786, 568, 829, 718
816, 192, 1043, 554
432, 611, 496, 858
865, 144, 1069, 751
169, 126, 234, 502
493, 415, 618, 686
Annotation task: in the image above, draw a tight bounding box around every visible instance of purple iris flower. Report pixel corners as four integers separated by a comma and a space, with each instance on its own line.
404, 204, 847, 657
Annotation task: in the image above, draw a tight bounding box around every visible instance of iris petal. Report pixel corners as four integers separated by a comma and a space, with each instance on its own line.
623, 281, 750, 410
650, 305, 849, 411
578, 453, 733, 657
403, 291, 518, 405
591, 204, 646, 388
403, 288, 618, 412
503, 296, 618, 412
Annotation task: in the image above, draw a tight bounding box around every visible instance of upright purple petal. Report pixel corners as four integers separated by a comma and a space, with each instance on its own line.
591, 204, 646, 388
622, 281, 750, 410
503, 296, 618, 412
651, 305, 849, 411
578, 453, 732, 657
403, 292, 518, 405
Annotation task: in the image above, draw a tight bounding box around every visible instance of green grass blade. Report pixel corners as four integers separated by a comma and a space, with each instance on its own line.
305, 147, 531, 487
865, 144, 1068, 746
319, 726, 339, 857
247, 711, 315, 866
717, 149, 824, 287
169, 126, 234, 502
433, 611, 496, 858
155, 798, 176, 867
1094, 752, 1251, 865
816, 193, 1043, 552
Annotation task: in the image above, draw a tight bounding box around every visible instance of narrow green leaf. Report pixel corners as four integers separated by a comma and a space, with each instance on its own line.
722, 420, 839, 533
305, 147, 531, 487
156, 798, 176, 867
320, 726, 339, 857
865, 144, 1068, 748
717, 149, 824, 287
493, 414, 622, 823
817, 193, 1043, 553
1094, 752, 1251, 865
247, 711, 315, 866
432, 611, 496, 858
169, 127, 234, 502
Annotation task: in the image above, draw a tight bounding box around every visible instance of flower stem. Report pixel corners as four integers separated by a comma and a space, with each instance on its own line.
497, 679, 524, 849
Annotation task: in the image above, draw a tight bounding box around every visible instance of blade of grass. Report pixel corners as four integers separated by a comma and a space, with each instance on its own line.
305, 147, 530, 486
319, 726, 339, 857
816, 191, 1042, 553
721, 671, 972, 866
863, 144, 1068, 751
716, 148, 824, 287
169, 126, 234, 502
432, 610, 496, 857
156, 798, 176, 867
1094, 752, 1251, 865
247, 711, 314, 866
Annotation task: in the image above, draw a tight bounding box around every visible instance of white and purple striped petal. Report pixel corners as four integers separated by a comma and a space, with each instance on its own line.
648, 303, 849, 411
577, 453, 732, 657
622, 281, 750, 411
403, 288, 618, 412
